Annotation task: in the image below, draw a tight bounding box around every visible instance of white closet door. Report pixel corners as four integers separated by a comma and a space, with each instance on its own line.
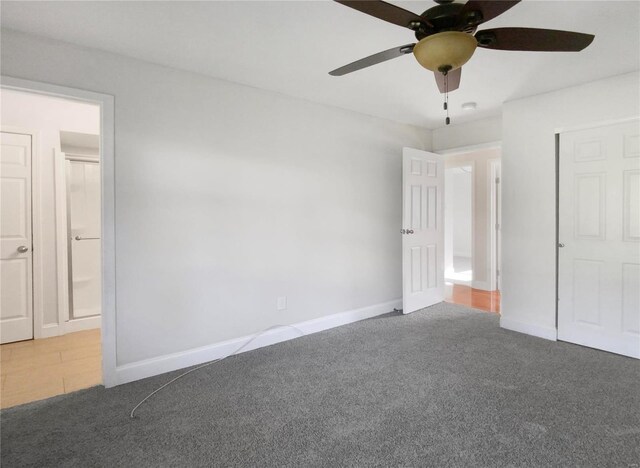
68, 160, 101, 318
402, 148, 444, 314
0, 132, 33, 344
559, 119, 640, 358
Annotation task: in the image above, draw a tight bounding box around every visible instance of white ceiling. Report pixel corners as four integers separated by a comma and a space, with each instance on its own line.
2, 1, 639, 129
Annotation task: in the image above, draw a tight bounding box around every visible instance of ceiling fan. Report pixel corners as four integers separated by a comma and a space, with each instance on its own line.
329, 0, 595, 104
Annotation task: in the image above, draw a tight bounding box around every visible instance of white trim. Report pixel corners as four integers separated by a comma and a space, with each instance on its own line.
488, 158, 501, 292
115, 298, 401, 386
500, 316, 557, 341
554, 116, 640, 134
471, 280, 491, 291
38, 324, 61, 339
64, 316, 102, 334
34, 320, 102, 339
445, 278, 471, 287
1, 76, 117, 388
54, 149, 71, 325
470, 162, 476, 287
65, 154, 99, 163
436, 140, 502, 156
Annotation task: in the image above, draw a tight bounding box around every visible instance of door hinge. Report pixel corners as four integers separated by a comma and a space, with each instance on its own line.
497, 269, 500, 277
495, 177, 500, 184
495, 223, 500, 230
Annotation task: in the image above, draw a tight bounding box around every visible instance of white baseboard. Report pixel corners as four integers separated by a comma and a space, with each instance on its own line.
35, 316, 101, 339
445, 277, 472, 286
37, 323, 62, 339
64, 316, 101, 334
500, 316, 557, 341
453, 252, 471, 258
113, 298, 402, 386
471, 280, 492, 291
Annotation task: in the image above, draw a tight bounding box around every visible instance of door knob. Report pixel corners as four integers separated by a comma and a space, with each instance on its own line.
558, 243, 565, 248
401, 229, 406, 234
17, 246, 29, 253
408, 229, 414, 234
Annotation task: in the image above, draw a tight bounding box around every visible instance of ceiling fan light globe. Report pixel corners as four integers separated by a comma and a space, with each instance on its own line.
413, 31, 478, 72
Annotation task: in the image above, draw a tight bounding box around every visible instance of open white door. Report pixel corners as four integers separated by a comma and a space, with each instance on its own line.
402, 147, 445, 314
559, 120, 640, 358
1, 131, 34, 343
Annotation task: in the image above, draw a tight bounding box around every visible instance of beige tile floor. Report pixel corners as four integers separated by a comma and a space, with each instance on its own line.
0, 329, 101, 409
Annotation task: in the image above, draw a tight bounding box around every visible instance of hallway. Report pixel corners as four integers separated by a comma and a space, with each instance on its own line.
445, 283, 500, 313
0, 329, 101, 409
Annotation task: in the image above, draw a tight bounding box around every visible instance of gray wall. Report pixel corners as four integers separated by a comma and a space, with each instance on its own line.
451, 171, 473, 258
432, 116, 502, 152
501, 71, 640, 338
1, 30, 430, 366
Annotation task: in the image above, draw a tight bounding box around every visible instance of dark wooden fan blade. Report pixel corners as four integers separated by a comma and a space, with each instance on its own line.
458, 0, 520, 26
334, 0, 424, 29
476, 27, 595, 51
434, 68, 462, 93
329, 44, 415, 76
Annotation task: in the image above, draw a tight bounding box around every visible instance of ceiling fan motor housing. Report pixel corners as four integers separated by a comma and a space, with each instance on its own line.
415, 2, 480, 40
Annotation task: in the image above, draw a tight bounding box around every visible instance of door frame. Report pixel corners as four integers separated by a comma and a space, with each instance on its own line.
1, 76, 117, 387
489, 158, 501, 291
1, 126, 39, 342
437, 141, 502, 292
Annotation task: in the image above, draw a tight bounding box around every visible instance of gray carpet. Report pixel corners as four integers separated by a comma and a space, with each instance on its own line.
2, 303, 639, 467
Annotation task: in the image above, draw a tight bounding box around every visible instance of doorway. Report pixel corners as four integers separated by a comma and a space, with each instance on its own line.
0, 86, 109, 407
445, 165, 474, 285
440, 145, 502, 313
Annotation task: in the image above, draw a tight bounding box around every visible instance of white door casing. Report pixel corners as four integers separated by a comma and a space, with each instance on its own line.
494, 161, 502, 291
67, 160, 102, 319
1, 131, 33, 343
402, 148, 444, 314
1, 76, 116, 388
558, 119, 640, 358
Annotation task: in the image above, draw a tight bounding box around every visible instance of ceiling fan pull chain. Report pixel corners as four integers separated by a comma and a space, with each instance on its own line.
444, 71, 450, 125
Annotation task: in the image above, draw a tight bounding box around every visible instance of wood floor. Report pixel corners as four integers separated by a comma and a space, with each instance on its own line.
445, 283, 501, 313
0, 329, 101, 409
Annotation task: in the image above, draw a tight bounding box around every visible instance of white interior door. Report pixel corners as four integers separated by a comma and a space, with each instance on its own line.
67, 160, 101, 319
559, 119, 640, 358
1, 131, 33, 343
402, 147, 444, 314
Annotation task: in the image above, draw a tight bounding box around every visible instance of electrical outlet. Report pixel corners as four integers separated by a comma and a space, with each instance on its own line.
277, 296, 287, 311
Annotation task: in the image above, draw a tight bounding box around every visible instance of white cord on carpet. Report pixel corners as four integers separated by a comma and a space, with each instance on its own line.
130, 324, 305, 419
